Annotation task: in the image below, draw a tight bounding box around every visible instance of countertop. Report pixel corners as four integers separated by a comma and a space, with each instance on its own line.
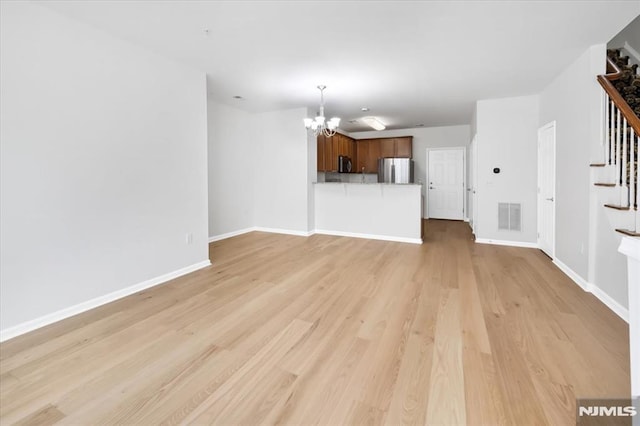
314, 182, 422, 186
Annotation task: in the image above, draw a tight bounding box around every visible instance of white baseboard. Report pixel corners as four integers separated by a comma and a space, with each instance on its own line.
553, 258, 590, 291
209, 227, 255, 242
475, 238, 539, 249
464, 217, 470, 223
553, 258, 629, 323
314, 229, 423, 245
209, 226, 313, 242
589, 284, 629, 323
211, 225, 421, 244
254, 227, 314, 237
0, 259, 212, 343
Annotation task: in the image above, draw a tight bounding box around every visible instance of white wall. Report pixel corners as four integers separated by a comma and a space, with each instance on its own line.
475, 95, 539, 243
307, 108, 317, 233
206, 104, 313, 238
540, 43, 628, 309
208, 101, 255, 237
608, 15, 640, 50
470, 106, 478, 138
0, 2, 209, 332
253, 108, 311, 233
351, 125, 471, 217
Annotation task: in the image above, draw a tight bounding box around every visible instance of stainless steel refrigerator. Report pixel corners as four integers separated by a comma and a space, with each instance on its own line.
377, 158, 414, 184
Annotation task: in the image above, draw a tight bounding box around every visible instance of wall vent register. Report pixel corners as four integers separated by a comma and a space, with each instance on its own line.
498, 203, 522, 231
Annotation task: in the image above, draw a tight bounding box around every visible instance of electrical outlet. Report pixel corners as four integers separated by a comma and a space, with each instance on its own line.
186, 233, 193, 245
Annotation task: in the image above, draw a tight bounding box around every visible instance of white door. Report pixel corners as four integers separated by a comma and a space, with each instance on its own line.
427, 148, 465, 220
469, 136, 478, 233
537, 122, 556, 258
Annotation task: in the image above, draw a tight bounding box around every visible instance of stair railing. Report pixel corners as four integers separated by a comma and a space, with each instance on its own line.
598, 55, 640, 233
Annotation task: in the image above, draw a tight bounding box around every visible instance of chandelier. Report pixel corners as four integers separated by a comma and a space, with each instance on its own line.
304, 85, 340, 137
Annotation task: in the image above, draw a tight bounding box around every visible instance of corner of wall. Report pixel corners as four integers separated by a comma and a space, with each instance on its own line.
307, 125, 317, 233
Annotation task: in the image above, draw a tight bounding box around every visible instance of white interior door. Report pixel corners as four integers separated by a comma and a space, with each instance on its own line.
427, 148, 464, 220
469, 136, 478, 233
537, 122, 556, 258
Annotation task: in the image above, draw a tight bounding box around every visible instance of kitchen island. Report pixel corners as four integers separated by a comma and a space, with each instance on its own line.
314, 182, 422, 244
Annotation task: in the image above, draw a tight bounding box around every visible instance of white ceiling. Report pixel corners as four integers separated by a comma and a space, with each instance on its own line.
38, 1, 639, 132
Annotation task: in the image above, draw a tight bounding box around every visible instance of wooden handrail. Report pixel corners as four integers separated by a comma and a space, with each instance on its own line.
597, 56, 640, 135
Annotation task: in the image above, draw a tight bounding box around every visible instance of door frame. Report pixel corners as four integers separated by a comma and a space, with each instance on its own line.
537, 121, 556, 258
426, 146, 466, 220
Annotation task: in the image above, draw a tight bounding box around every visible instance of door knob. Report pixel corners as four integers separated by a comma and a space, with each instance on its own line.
546, 197, 554, 201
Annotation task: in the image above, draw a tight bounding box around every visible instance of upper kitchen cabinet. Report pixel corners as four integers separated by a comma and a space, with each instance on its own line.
335, 133, 355, 159
394, 137, 413, 158
335, 134, 345, 158
317, 134, 336, 172
317, 134, 326, 171
355, 139, 381, 174
367, 139, 381, 170
355, 139, 369, 173
344, 135, 355, 160
330, 135, 341, 171
354, 136, 412, 173
379, 137, 412, 158
317, 132, 355, 172
379, 138, 395, 158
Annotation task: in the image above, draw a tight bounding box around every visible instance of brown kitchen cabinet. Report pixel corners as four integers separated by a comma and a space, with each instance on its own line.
355, 139, 381, 174
379, 136, 412, 158
316, 134, 336, 172
335, 134, 343, 157
354, 136, 411, 173
355, 140, 369, 173
379, 138, 395, 158
367, 139, 381, 171
317, 132, 355, 172
330, 135, 341, 171
317, 135, 326, 171
394, 137, 412, 158
336, 133, 355, 159
345, 136, 355, 160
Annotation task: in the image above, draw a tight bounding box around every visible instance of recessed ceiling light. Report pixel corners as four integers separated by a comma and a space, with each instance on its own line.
361, 107, 370, 112
232, 95, 244, 100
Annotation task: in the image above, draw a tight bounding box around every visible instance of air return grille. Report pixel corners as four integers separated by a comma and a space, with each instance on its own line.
498, 203, 522, 231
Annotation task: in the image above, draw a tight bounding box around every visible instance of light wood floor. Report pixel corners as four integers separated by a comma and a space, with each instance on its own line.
0, 220, 630, 425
